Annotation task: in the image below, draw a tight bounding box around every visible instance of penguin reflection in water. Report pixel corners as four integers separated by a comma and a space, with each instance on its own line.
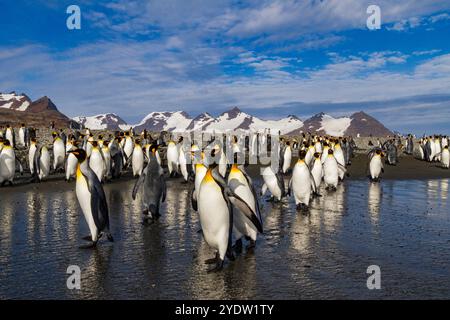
198, 150, 263, 272
132, 144, 166, 224
68, 148, 114, 248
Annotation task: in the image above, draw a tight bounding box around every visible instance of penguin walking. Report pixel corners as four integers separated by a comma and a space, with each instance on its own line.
333, 141, 346, 180
289, 150, 313, 211
368, 149, 384, 182
68, 148, 113, 248
227, 163, 263, 251
166, 140, 179, 177
191, 151, 208, 211
198, 162, 261, 272
52, 132, 66, 172
323, 149, 339, 190
441, 145, 449, 169
178, 144, 189, 182
89, 141, 105, 183
132, 139, 144, 177
123, 132, 134, 164
132, 144, 166, 223
260, 164, 285, 202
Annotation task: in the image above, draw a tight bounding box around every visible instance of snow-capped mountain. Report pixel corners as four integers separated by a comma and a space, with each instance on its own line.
134, 111, 192, 132
73, 113, 129, 130
186, 112, 215, 131
288, 111, 392, 137
0, 92, 32, 111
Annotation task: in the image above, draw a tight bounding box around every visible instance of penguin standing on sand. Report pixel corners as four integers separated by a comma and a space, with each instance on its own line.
197, 159, 262, 272
68, 148, 113, 248
441, 145, 449, 169
323, 149, 339, 190
52, 132, 66, 172
132, 139, 144, 177
368, 149, 384, 182
132, 144, 166, 224
289, 150, 314, 211
101, 141, 111, 180
227, 162, 263, 251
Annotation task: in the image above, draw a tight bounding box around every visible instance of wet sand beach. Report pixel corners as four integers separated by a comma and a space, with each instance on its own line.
1, 153, 450, 299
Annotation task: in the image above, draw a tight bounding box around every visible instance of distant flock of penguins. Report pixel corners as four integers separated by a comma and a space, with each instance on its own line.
0, 124, 449, 271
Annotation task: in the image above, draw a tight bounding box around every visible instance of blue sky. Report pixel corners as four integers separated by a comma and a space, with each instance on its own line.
1, 0, 450, 134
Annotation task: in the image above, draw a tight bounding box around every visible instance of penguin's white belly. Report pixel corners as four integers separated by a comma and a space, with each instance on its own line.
0, 151, 15, 182
19, 130, 25, 145
89, 153, 104, 182
132, 149, 144, 176
218, 153, 227, 177
282, 149, 291, 173
76, 175, 98, 241
39, 152, 50, 179
124, 140, 133, 158
324, 158, 338, 187
262, 172, 282, 200
179, 152, 188, 180
167, 146, 179, 173
442, 151, 449, 168
311, 162, 323, 188
53, 141, 65, 169
198, 182, 229, 258
370, 157, 382, 179
6, 132, 14, 147
103, 151, 111, 176
194, 168, 207, 200
66, 154, 78, 179
292, 165, 311, 205
29, 146, 36, 174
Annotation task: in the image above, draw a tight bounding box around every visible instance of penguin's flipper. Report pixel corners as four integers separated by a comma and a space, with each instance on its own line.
275, 170, 286, 196
240, 169, 263, 223
82, 169, 110, 232
190, 187, 198, 211
228, 193, 263, 233
132, 169, 146, 200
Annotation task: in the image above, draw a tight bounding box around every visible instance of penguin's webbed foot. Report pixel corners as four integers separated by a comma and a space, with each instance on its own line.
246, 240, 256, 252
204, 252, 219, 265
207, 259, 224, 273
78, 241, 97, 249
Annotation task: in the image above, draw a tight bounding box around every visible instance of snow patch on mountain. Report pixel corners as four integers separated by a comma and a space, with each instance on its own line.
73, 113, 128, 130
319, 114, 352, 136
0, 92, 31, 111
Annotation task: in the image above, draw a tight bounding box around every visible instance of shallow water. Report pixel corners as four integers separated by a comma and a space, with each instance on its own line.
0, 176, 449, 299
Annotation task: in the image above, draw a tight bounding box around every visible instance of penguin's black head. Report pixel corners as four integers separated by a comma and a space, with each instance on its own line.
135, 138, 141, 145
3, 140, 11, 146
98, 135, 103, 140
91, 141, 98, 148
21, 123, 25, 127
150, 143, 158, 154
286, 141, 290, 146
6, 124, 10, 128
52, 132, 57, 138
375, 149, 382, 155
69, 148, 87, 162
103, 140, 109, 146
31, 138, 37, 143
328, 149, 334, 155
314, 152, 320, 159
299, 150, 307, 160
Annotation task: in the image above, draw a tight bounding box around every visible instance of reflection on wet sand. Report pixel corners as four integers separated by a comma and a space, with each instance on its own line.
1, 177, 450, 299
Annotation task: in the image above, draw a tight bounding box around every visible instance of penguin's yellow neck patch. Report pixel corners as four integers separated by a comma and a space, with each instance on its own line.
230, 164, 240, 173
297, 159, 305, 164
204, 169, 215, 183
76, 164, 83, 179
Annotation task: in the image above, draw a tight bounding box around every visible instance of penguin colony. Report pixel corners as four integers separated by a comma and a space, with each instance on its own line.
1, 124, 449, 271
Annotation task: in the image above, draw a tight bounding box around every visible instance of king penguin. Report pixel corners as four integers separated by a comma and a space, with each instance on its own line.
69, 148, 113, 248
197, 158, 262, 272
323, 149, 339, 190
89, 141, 105, 183
260, 164, 285, 202
227, 161, 263, 251
52, 132, 66, 173
369, 149, 384, 182
289, 150, 314, 211
441, 145, 449, 169
166, 139, 179, 177
132, 138, 144, 177
0, 140, 19, 186
132, 144, 167, 224
33, 145, 51, 182
28, 138, 37, 175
